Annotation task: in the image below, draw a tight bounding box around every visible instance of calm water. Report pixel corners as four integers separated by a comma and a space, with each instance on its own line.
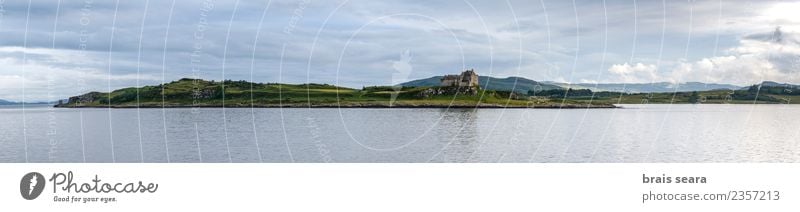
1, 104, 799, 163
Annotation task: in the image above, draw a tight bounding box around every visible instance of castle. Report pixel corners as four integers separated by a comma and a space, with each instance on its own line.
440, 69, 479, 87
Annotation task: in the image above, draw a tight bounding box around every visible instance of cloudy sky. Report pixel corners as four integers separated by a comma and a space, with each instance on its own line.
1, 0, 799, 101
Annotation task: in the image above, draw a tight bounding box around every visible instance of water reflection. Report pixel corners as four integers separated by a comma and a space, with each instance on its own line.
430, 108, 479, 162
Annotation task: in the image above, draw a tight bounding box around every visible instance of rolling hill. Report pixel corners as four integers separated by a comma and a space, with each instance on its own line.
759, 81, 799, 88
0, 99, 15, 105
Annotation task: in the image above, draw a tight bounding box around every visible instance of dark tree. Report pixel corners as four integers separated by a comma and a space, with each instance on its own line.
688, 91, 700, 104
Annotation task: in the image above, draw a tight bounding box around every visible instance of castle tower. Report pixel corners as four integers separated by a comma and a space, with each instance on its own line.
440, 69, 479, 87
460, 69, 478, 87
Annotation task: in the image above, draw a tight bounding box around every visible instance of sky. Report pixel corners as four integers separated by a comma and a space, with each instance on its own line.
0, 0, 799, 101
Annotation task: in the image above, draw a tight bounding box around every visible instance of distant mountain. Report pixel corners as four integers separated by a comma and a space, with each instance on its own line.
0, 99, 64, 105
759, 81, 799, 88
0, 99, 16, 105
399, 76, 562, 94
544, 82, 743, 93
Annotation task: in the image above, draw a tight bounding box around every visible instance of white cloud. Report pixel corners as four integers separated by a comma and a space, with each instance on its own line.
0, 48, 160, 101
667, 55, 774, 85
607, 27, 800, 85
671, 27, 800, 85
606, 62, 659, 83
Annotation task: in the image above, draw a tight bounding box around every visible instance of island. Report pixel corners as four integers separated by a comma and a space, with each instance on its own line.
54, 69, 800, 109
54, 70, 615, 109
